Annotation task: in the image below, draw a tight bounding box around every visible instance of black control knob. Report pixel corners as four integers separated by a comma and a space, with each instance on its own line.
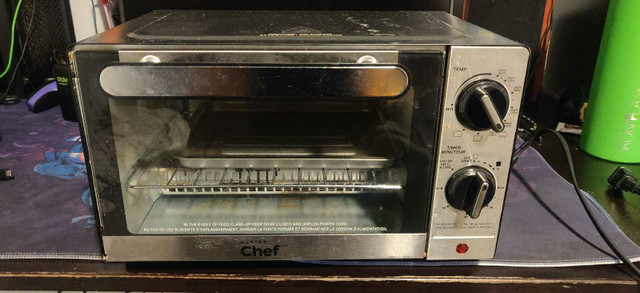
446, 166, 496, 219
456, 80, 509, 132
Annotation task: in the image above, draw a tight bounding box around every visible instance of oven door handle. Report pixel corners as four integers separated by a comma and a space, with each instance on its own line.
98, 64, 410, 99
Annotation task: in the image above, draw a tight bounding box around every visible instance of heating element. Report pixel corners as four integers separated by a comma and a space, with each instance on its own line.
127, 166, 404, 195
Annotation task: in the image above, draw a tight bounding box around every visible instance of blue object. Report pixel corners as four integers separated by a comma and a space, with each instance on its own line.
34, 143, 86, 180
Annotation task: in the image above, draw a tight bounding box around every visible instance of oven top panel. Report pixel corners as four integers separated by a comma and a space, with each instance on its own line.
78, 10, 519, 46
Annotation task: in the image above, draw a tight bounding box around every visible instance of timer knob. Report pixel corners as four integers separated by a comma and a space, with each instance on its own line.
446, 166, 496, 219
456, 80, 509, 132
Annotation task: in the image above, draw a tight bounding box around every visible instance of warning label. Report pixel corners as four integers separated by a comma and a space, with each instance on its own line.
141, 221, 388, 233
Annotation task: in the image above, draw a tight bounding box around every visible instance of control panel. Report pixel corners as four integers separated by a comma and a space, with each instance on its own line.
427, 46, 529, 260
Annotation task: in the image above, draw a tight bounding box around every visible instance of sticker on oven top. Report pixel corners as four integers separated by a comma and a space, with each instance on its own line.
259, 26, 343, 37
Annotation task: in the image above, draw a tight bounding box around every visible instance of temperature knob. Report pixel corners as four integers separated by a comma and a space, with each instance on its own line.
456, 80, 509, 132
446, 166, 496, 219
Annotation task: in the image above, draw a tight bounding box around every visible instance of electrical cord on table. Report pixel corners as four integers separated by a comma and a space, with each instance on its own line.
512, 129, 640, 280
609, 167, 640, 196
0, 0, 36, 104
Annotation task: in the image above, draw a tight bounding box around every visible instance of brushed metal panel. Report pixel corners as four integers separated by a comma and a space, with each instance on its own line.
427, 46, 529, 260
103, 234, 426, 261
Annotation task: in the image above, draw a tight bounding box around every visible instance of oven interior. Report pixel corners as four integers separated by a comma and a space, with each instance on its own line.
110, 90, 424, 235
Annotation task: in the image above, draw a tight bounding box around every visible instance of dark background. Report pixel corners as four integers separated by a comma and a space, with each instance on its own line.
0, 0, 612, 128
0, 0, 73, 98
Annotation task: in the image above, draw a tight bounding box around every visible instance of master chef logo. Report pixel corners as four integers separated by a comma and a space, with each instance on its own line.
239, 239, 283, 257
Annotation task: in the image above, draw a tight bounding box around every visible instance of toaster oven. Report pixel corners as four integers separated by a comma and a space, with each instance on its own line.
70, 10, 529, 261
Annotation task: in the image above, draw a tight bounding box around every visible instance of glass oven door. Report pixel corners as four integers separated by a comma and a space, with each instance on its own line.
73, 49, 444, 260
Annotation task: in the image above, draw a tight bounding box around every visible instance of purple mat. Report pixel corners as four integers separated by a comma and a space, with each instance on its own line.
0, 104, 100, 260
0, 104, 639, 266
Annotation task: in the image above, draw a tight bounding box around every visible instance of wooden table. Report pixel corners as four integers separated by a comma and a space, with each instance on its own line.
0, 260, 637, 292
0, 133, 639, 292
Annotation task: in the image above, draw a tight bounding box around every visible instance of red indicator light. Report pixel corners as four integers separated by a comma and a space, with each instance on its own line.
456, 243, 469, 254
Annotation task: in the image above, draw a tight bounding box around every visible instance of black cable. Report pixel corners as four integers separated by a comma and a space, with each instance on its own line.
0, 0, 36, 104
609, 167, 640, 196
513, 129, 640, 280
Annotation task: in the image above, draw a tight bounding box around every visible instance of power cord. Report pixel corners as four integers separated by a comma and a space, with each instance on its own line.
0, 0, 36, 104
609, 167, 640, 196
513, 129, 640, 280
0, 0, 24, 79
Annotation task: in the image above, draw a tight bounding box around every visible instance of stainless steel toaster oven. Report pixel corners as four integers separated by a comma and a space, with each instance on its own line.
70, 10, 529, 261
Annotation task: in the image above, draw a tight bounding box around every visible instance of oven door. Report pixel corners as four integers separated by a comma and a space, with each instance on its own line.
72, 49, 444, 261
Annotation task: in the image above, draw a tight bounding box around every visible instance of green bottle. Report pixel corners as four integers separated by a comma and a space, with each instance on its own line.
580, 0, 640, 163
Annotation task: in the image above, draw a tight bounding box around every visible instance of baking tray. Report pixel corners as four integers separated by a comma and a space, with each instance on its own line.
173, 106, 401, 169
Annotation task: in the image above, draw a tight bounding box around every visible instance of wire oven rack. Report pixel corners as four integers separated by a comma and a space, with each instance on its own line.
126, 166, 404, 195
